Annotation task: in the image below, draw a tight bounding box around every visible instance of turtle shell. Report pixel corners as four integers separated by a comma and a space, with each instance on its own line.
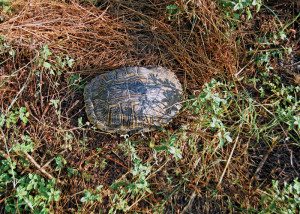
84, 66, 183, 134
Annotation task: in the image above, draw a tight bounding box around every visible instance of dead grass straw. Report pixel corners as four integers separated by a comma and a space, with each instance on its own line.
0, 0, 246, 212
0, 0, 136, 70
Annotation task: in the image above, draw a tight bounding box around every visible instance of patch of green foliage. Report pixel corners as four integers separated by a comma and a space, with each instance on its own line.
258, 179, 300, 213
184, 74, 299, 210
1, 166, 60, 214
68, 73, 85, 91
36, 45, 74, 76
220, 0, 262, 21
109, 139, 152, 213
80, 185, 103, 203
0, 107, 29, 128
0, 107, 61, 213
248, 72, 300, 134
187, 79, 234, 147
0, 0, 12, 13
153, 133, 183, 160
166, 4, 180, 20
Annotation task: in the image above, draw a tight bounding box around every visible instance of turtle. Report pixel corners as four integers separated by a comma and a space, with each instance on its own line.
84, 66, 183, 134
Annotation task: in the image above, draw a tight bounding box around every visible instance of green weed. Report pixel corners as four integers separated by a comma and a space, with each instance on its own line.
166, 4, 180, 20
0, 0, 12, 13
109, 139, 152, 213
187, 79, 234, 147
220, 0, 262, 21
258, 179, 300, 214
0, 107, 29, 128
80, 185, 103, 203
0, 106, 61, 213
68, 73, 84, 91
2, 169, 60, 213
153, 133, 182, 160
36, 45, 74, 76
54, 155, 67, 171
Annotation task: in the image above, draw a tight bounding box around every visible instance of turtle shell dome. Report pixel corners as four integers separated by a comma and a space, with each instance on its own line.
84, 66, 183, 134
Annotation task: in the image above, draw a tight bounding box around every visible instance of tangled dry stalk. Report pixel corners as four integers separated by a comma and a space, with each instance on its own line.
0, 0, 255, 212
0, 0, 136, 70
0, 0, 238, 80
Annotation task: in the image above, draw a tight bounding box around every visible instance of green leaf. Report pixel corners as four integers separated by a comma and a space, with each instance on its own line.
233, 3, 243, 11
293, 116, 300, 128
67, 57, 74, 68
233, 13, 240, 20
111, 181, 127, 190
53, 190, 61, 201
41, 45, 52, 60
19, 107, 29, 124
279, 31, 287, 40
166, 4, 179, 15
224, 132, 233, 143
246, 7, 252, 20
49, 99, 60, 109
77, 117, 83, 127
0, 114, 5, 127
54, 155, 67, 171
43, 62, 51, 69
154, 145, 168, 151
169, 146, 182, 160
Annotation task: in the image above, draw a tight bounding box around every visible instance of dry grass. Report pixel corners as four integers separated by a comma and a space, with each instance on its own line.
2, 0, 298, 213
0, 0, 135, 70
0, 0, 238, 79
0, 0, 250, 212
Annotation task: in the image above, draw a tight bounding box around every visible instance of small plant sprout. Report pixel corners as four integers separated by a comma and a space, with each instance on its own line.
166, 4, 180, 20
0, 107, 29, 128
259, 179, 300, 213
12, 135, 35, 153
80, 185, 103, 203
109, 139, 152, 212
154, 134, 182, 160
49, 99, 61, 115
0, 0, 13, 13
37, 45, 74, 75
220, 0, 262, 21
54, 155, 67, 171
187, 79, 234, 147
68, 73, 84, 91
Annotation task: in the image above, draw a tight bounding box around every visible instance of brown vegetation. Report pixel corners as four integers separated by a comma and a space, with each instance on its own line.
0, 0, 299, 213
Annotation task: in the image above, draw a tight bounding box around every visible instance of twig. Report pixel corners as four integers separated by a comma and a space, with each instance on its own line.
182, 191, 197, 214
282, 61, 300, 68
253, 147, 273, 179
41, 149, 68, 170
24, 152, 62, 183
235, 59, 254, 77
217, 134, 239, 187
5, 70, 32, 114
105, 155, 129, 169
126, 192, 152, 212
0, 55, 37, 89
